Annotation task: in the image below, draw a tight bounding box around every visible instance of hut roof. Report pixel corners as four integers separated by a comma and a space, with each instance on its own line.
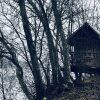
67, 22, 100, 45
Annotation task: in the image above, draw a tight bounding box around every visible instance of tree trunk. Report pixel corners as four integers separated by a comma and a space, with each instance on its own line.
51, 0, 70, 84
27, 0, 59, 87
18, 0, 44, 99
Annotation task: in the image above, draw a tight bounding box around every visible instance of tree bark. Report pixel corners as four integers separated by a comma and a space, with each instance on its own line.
18, 0, 45, 99
51, 0, 70, 83
27, 0, 59, 87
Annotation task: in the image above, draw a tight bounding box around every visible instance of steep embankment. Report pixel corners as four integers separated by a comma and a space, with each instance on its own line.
54, 75, 100, 100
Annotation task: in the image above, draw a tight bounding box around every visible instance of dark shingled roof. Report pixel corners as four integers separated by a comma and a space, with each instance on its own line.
67, 22, 100, 45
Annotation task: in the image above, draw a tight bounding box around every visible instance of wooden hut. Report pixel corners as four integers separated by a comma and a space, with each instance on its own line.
68, 22, 100, 75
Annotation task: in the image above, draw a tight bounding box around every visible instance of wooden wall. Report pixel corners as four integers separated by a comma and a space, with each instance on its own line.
70, 38, 100, 68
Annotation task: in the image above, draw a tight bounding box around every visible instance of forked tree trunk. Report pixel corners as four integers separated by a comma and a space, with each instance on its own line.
51, 0, 70, 84
27, 0, 59, 88
18, 0, 45, 100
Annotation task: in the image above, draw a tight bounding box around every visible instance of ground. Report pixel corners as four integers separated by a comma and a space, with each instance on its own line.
54, 75, 100, 100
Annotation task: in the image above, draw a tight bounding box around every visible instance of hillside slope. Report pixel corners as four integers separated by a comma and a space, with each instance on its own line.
54, 75, 100, 100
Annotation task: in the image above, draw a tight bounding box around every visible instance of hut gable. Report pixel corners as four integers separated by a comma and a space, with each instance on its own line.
68, 22, 100, 46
